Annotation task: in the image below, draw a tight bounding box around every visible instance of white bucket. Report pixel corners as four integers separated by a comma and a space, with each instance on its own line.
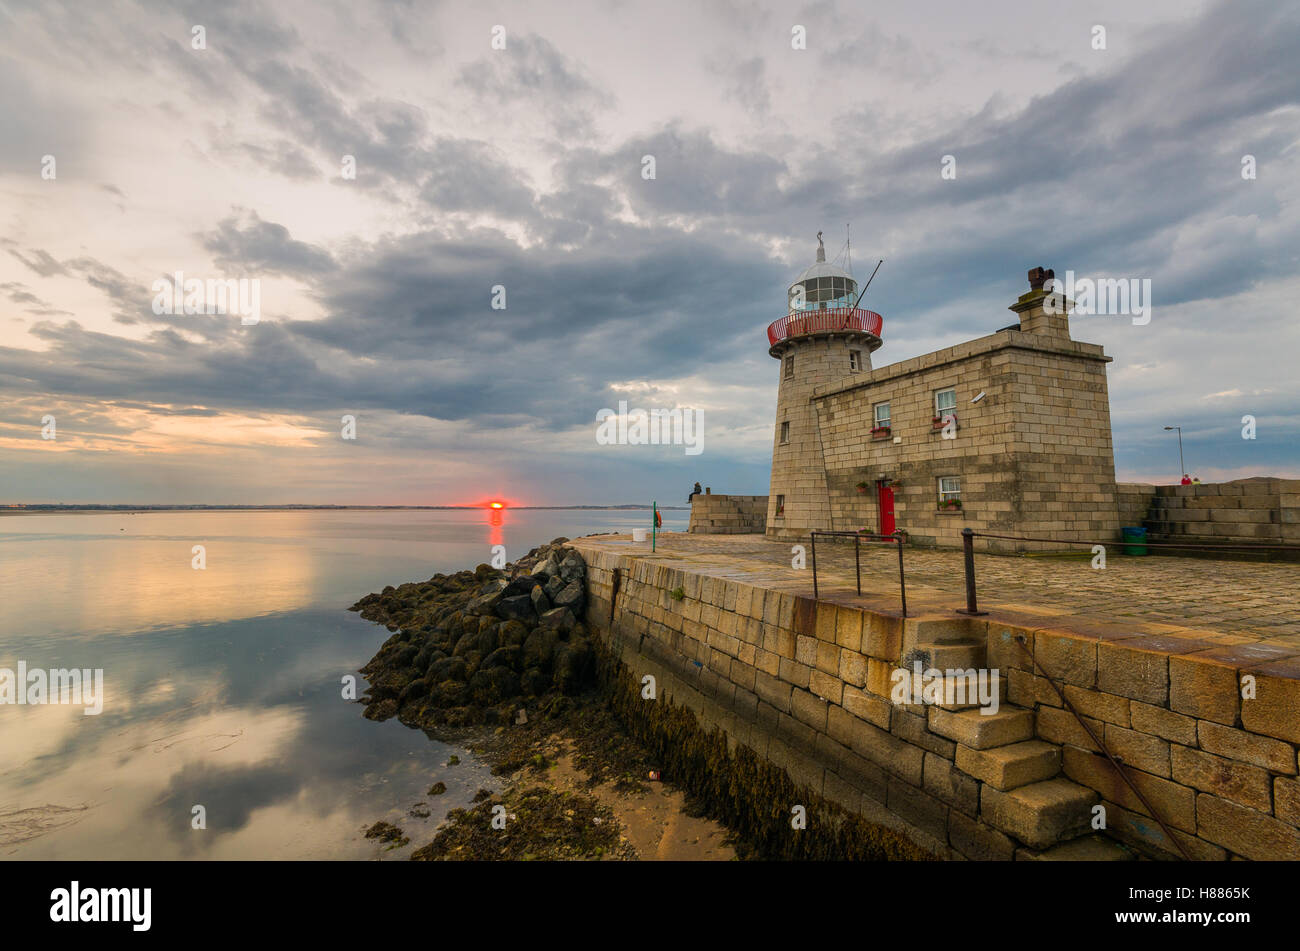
631, 528, 648, 542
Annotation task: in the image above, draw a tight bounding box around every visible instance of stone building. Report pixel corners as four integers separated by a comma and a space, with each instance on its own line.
765, 237, 1120, 550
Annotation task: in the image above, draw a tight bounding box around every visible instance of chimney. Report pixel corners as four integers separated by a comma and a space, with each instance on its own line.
1009, 266, 1072, 339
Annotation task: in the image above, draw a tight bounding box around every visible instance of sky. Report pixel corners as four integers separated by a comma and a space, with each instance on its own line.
1, 0, 1297, 505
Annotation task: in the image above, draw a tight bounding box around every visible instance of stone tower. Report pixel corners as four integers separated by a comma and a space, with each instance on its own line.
766, 233, 884, 539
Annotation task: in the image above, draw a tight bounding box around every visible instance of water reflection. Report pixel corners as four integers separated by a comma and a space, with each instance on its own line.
0, 508, 687, 859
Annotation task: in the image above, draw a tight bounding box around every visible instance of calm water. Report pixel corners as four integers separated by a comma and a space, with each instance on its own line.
0, 508, 686, 860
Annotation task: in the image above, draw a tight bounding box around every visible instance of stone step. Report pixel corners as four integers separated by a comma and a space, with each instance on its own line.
1015, 834, 1137, 861
920, 642, 987, 670
928, 705, 1034, 749
980, 777, 1099, 850
955, 739, 1060, 790
932, 673, 1008, 711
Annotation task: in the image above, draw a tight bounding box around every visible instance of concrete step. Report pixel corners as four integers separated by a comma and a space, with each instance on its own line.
929, 706, 1034, 749
1015, 834, 1137, 861
980, 777, 1099, 850
955, 739, 1060, 790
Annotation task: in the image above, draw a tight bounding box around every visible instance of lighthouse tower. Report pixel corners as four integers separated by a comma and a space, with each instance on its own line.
765, 233, 884, 539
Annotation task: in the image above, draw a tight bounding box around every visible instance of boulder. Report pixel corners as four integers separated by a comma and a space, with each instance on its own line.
530, 584, 551, 616
552, 580, 584, 613
539, 606, 577, 633
428, 656, 469, 683
522, 626, 561, 670
498, 619, 530, 648
481, 645, 521, 671
521, 668, 549, 696
553, 637, 594, 694
495, 594, 534, 623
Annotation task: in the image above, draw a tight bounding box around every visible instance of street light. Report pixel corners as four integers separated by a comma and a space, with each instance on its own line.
1163, 426, 1185, 481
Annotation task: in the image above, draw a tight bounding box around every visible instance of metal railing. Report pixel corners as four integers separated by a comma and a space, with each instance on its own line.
767, 307, 884, 347
809, 530, 907, 617
955, 527, 1300, 616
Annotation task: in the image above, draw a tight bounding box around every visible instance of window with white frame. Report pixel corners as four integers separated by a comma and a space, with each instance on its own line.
780, 421, 790, 444
935, 387, 957, 420
938, 476, 961, 502
873, 402, 891, 429
849, 349, 862, 371
775, 494, 785, 516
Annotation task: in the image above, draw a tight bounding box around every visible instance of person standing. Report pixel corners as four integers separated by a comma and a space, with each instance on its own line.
1180, 474, 1192, 485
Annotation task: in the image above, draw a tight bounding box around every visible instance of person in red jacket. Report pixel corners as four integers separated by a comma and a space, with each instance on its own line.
1180, 474, 1192, 485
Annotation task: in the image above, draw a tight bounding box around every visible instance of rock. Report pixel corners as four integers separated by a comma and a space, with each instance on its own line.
498, 620, 529, 648
470, 666, 520, 705
495, 595, 534, 623
428, 656, 469, 683
427, 782, 447, 796
428, 680, 469, 707
544, 574, 565, 599
522, 627, 560, 670
539, 606, 577, 633
533, 558, 558, 580
521, 668, 549, 696
481, 645, 521, 671
465, 588, 504, 616
453, 624, 499, 659
552, 580, 584, 613
398, 678, 429, 703
502, 574, 543, 598
558, 558, 585, 583
553, 637, 594, 694
530, 584, 551, 616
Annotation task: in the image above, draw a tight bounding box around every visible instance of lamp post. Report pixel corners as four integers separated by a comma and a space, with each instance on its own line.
1163, 426, 1184, 481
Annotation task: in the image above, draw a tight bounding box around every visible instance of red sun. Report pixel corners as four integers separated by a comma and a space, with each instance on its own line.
488, 501, 505, 509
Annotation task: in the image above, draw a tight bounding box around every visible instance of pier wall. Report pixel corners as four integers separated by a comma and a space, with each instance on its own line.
687, 494, 768, 534
568, 538, 1300, 861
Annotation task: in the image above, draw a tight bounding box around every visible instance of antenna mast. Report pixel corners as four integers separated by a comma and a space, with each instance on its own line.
851, 259, 883, 310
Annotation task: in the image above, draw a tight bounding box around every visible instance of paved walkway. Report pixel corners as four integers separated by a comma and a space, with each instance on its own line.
575, 532, 1300, 648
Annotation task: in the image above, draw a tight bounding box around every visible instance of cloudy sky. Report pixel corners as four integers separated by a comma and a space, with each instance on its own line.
1, 0, 1297, 505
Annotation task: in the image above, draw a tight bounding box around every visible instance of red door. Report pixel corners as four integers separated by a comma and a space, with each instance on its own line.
877, 481, 895, 535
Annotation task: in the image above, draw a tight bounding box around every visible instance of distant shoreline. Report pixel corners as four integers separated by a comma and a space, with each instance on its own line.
0, 504, 689, 516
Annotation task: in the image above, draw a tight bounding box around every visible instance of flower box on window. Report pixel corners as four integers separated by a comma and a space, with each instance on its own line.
870, 426, 891, 440
855, 481, 870, 494
932, 414, 957, 430
937, 498, 963, 514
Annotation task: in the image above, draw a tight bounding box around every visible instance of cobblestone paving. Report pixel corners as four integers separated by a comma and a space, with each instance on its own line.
579, 532, 1300, 647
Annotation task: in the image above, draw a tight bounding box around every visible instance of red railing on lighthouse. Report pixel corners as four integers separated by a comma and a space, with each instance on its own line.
766, 307, 884, 347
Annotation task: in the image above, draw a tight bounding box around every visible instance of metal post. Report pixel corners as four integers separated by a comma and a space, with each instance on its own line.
810, 533, 818, 599
652, 500, 657, 552
955, 527, 987, 616
854, 532, 861, 595
895, 534, 907, 618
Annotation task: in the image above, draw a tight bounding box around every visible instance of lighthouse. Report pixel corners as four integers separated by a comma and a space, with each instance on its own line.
765, 233, 884, 539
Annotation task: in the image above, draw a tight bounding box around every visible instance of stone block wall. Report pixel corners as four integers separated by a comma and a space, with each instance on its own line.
1116, 482, 1157, 529
1144, 478, 1300, 548
568, 538, 1300, 860
688, 494, 768, 534
1005, 624, 1300, 860
811, 331, 1118, 551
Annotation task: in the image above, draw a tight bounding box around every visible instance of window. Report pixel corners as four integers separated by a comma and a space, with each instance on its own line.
938, 477, 961, 502
935, 387, 957, 420
780, 421, 790, 444
775, 494, 785, 517
873, 402, 891, 428
849, 349, 862, 371
784, 356, 795, 379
